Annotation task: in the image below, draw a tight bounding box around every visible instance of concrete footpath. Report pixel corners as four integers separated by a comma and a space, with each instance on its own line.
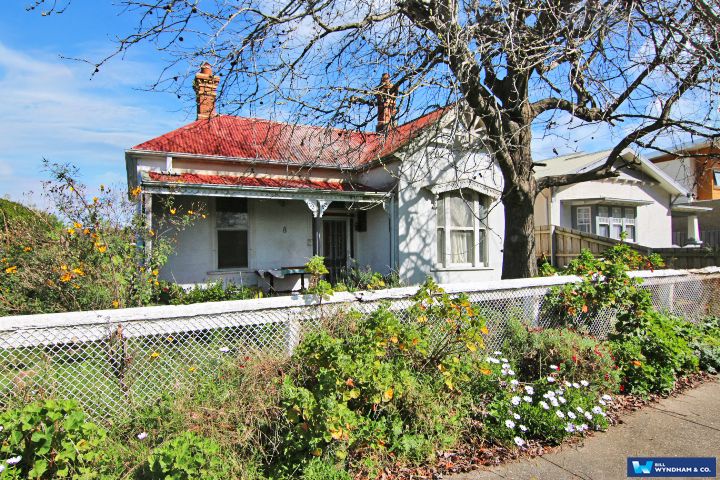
448, 380, 720, 480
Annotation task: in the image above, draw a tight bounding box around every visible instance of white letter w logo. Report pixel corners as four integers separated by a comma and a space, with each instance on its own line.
632, 461, 654, 474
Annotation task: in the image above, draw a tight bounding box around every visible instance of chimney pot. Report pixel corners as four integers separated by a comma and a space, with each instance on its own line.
194, 62, 220, 120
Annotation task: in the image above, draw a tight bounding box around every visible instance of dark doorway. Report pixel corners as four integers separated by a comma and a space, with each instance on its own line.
322, 219, 348, 284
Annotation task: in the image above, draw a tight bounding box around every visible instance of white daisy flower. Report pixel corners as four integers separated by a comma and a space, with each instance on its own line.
514, 436, 525, 447
599, 399, 606, 406
580, 380, 589, 387
539, 401, 550, 410
556, 410, 565, 418
580, 423, 589, 431
505, 419, 516, 429
547, 376, 556, 383
137, 432, 148, 440
602, 394, 612, 402
508, 369, 516, 376
549, 364, 559, 370
494, 351, 502, 355
584, 411, 593, 420
487, 356, 501, 364
576, 406, 585, 413
565, 423, 575, 432
513, 413, 521, 420
0, 465, 5, 473
519, 425, 528, 432
550, 398, 560, 407
559, 396, 567, 404
510, 379, 519, 386
6, 456, 21, 465
502, 358, 509, 363
511, 396, 521, 406
219, 347, 230, 353
567, 411, 577, 419
502, 363, 511, 370
524, 386, 534, 395
572, 382, 581, 389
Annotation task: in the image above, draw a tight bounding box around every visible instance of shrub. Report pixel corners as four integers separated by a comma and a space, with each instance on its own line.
610, 311, 698, 395
0, 162, 197, 315
147, 432, 229, 480
0, 400, 110, 479
466, 354, 611, 446
275, 279, 486, 476
502, 318, 620, 393
336, 263, 401, 292
301, 458, 352, 480
686, 317, 720, 373
164, 281, 263, 305
543, 243, 662, 328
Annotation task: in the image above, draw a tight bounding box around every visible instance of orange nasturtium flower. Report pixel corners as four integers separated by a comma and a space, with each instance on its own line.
112, 300, 120, 308
60, 272, 72, 282
95, 242, 107, 253
67, 228, 76, 235
23, 246, 32, 252
130, 186, 142, 197
73, 222, 82, 229
72, 268, 85, 276
5, 266, 18, 274
150, 351, 160, 359
187, 210, 194, 215
480, 368, 493, 375
481, 325, 489, 335
631, 360, 643, 367
169, 208, 177, 215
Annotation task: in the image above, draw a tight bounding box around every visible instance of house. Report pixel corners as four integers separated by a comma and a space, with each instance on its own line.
533, 149, 707, 248
651, 140, 720, 246
125, 64, 505, 290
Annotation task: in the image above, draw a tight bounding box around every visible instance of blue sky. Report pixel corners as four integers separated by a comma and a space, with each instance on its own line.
0, 2, 713, 207
0, 2, 192, 205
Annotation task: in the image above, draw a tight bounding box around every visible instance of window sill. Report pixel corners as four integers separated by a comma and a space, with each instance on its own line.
431, 265, 493, 272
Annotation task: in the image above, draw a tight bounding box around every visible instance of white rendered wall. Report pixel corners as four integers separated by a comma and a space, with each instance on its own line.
354, 204, 391, 275
395, 137, 505, 286
159, 197, 314, 289
548, 180, 674, 248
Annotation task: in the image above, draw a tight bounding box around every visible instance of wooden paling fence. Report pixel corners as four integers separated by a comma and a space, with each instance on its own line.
536, 225, 720, 269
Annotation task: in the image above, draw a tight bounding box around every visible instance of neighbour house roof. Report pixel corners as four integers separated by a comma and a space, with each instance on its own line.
143, 171, 381, 193
130, 109, 446, 170
534, 149, 689, 197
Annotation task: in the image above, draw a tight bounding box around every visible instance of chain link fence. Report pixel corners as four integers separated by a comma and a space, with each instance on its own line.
1, 268, 718, 420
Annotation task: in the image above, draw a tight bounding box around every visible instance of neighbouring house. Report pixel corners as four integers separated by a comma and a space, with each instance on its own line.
651, 140, 720, 246
533, 149, 707, 248
125, 64, 505, 290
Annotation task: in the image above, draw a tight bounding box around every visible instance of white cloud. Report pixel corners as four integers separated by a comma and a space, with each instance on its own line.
0, 42, 185, 202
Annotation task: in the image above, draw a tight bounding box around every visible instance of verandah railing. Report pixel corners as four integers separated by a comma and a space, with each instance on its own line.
1, 268, 718, 419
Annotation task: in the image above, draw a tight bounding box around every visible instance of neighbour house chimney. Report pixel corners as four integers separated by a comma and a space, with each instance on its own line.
193, 62, 220, 120
376, 73, 397, 133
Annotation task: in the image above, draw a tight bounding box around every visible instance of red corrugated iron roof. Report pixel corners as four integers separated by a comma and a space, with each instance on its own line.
131, 109, 446, 169
146, 171, 381, 192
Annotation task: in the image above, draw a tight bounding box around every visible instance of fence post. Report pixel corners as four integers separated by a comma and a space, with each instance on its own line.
285, 317, 301, 356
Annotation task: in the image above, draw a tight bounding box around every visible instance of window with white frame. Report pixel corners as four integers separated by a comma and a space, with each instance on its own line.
573, 205, 637, 242
436, 190, 487, 267
216, 197, 249, 269
576, 206, 592, 233
714, 170, 720, 187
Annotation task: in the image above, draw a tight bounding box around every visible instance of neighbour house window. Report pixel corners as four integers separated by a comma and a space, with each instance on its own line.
436, 190, 487, 267
576, 206, 592, 233
216, 197, 249, 269
714, 170, 720, 187
573, 205, 637, 242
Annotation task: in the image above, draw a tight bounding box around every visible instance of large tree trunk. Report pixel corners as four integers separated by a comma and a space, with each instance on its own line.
500, 182, 538, 279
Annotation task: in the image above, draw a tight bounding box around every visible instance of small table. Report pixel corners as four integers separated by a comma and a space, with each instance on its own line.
256, 267, 308, 293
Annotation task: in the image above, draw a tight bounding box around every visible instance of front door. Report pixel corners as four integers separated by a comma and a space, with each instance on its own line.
322, 219, 348, 284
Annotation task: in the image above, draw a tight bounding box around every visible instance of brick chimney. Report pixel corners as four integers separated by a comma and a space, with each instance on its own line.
193, 62, 220, 120
376, 73, 397, 132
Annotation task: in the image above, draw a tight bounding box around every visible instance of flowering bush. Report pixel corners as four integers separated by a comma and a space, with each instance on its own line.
276, 279, 486, 475
0, 400, 110, 479
0, 162, 199, 315
469, 355, 611, 446
502, 318, 621, 393
543, 243, 662, 328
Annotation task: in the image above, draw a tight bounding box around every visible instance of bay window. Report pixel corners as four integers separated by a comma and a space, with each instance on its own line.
436, 190, 488, 267
573, 204, 637, 242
